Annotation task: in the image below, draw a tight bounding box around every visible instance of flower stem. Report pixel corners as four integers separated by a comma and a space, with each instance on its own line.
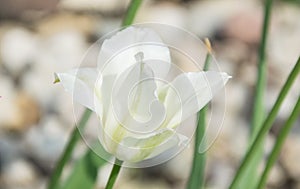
48, 109, 92, 189
239, 0, 273, 187
229, 56, 300, 189
105, 159, 123, 189
256, 95, 300, 189
252, 0, 272, 141
186, 38, 212, 189
122, 0, 142, 27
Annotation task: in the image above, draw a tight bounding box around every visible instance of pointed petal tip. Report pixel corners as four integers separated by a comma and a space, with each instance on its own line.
221, 72, 232, 82
226, 73, 233, 79
177, 133, 189, 147
53, 73, 61, 84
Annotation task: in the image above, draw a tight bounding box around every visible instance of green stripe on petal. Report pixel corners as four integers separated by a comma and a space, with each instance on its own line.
116, 129, 187, 162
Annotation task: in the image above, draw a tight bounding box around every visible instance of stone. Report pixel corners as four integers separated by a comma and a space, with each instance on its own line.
164, 147, 193, 181
281, 135, 300, 179
187, 0, 255, 37
266, 163, 285, 187
23, 116, 68, 167
222, 8, 263, 44
58, 0, 129, 13
0, 76, 19, 130
0, 134, 23, 166
21, 29, 87, 121
0, 75, 40, 132
0, 28, 38, 75
36, 13, 97, 37
136, 2, 187, 28
268, 4, 300, 75
2, 159, 38, 189
14, 92, 40, 131
0, 0, 59, 19
206, 159, 234, 189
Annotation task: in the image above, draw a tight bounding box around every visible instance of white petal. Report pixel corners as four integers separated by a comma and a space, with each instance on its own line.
98, 26, 171, 77
158, 71, 230, 128
55, 68, 100, 111
100, 62, 167, 154
115, 129, 187, 162
94, 74, 115, 123
110, 62, 166, 134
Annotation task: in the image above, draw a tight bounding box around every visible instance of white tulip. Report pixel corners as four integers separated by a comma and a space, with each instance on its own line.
55, 26, 230, 162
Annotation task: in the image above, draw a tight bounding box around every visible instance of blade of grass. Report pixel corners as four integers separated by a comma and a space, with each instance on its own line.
48, 109, 92, 189
256, 95, 300, 189
122, 0, 142, 27
186, 38, 212, 189
239, 0, 273, 188
229, 56, 300, 189
252, 0, 273, 139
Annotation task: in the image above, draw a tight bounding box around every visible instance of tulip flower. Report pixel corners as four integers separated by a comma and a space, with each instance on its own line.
55, 26, 230, 162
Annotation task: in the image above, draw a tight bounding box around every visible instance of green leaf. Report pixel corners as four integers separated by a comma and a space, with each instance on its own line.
239, 0, 273, 188
60, 150, 107, 189
256, 95, 300, 189
48, 109, 92, 189
229, 56, 300, 189
186, 39, 212, 189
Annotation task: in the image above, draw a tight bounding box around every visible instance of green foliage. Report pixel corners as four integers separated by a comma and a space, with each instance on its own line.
186, 41, 212, 189
229, 56, 300, 189
282, 0, 300, 4
105, 159, 123, 189
256, 65, 300, 189
239, 0, 273, 188
48, 109, 92, 189
60, 150, 107, 189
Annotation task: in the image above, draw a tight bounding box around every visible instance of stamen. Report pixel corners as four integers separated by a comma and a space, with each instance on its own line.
204, 38, 212, 54
134, 51, 144, 63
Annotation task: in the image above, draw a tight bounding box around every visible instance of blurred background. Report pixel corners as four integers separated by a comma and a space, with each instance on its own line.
0, 0, 300, 189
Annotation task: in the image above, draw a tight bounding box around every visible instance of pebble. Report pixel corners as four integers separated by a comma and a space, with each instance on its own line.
221, 8, 263, 44
0, 134, 23, 166
0, 28, 38, 75
266, 163, 285, 187
15, 92, 40, 131
0, 0, 58, 19
281, 135, 300, 179
266, 87, 299, 120
187, 0, 255, 37
269, 4, 300, 74
0, 76, 19, 130
164, 147, 193, 181
2, 159, 38, 189
36, 13, 97, 37
36, 30, 87, 71
22, 116, 68, 167
59, 0, 129, 13
21, 29, 87, 116
136, 2, 187, 28
207, 159, 234, 189
0, 79, 39, 131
